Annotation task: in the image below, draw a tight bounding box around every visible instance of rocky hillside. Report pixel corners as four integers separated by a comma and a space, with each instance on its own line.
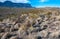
0, 7, 60, 39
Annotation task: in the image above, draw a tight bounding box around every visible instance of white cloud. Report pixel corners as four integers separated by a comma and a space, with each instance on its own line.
9, 0, 29, 3
0, 0, 30, 3
40, 0, 49, 2
0, 0, 6, 2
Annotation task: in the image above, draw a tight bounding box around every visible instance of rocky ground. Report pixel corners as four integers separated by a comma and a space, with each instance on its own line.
0, 8, 60, 39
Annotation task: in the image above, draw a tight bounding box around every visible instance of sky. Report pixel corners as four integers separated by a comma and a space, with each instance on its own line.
0, 0, 60, 8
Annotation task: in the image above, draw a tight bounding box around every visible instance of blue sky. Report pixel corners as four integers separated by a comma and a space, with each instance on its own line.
0, 0, 60, 8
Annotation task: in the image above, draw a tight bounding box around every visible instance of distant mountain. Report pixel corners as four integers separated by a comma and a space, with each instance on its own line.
0, 1, 33, 8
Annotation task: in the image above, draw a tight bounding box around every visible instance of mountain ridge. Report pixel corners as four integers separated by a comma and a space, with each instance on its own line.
0, 1, 33, 8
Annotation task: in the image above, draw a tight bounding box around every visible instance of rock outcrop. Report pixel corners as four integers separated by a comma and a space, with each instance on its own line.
0, 9, 60, 39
